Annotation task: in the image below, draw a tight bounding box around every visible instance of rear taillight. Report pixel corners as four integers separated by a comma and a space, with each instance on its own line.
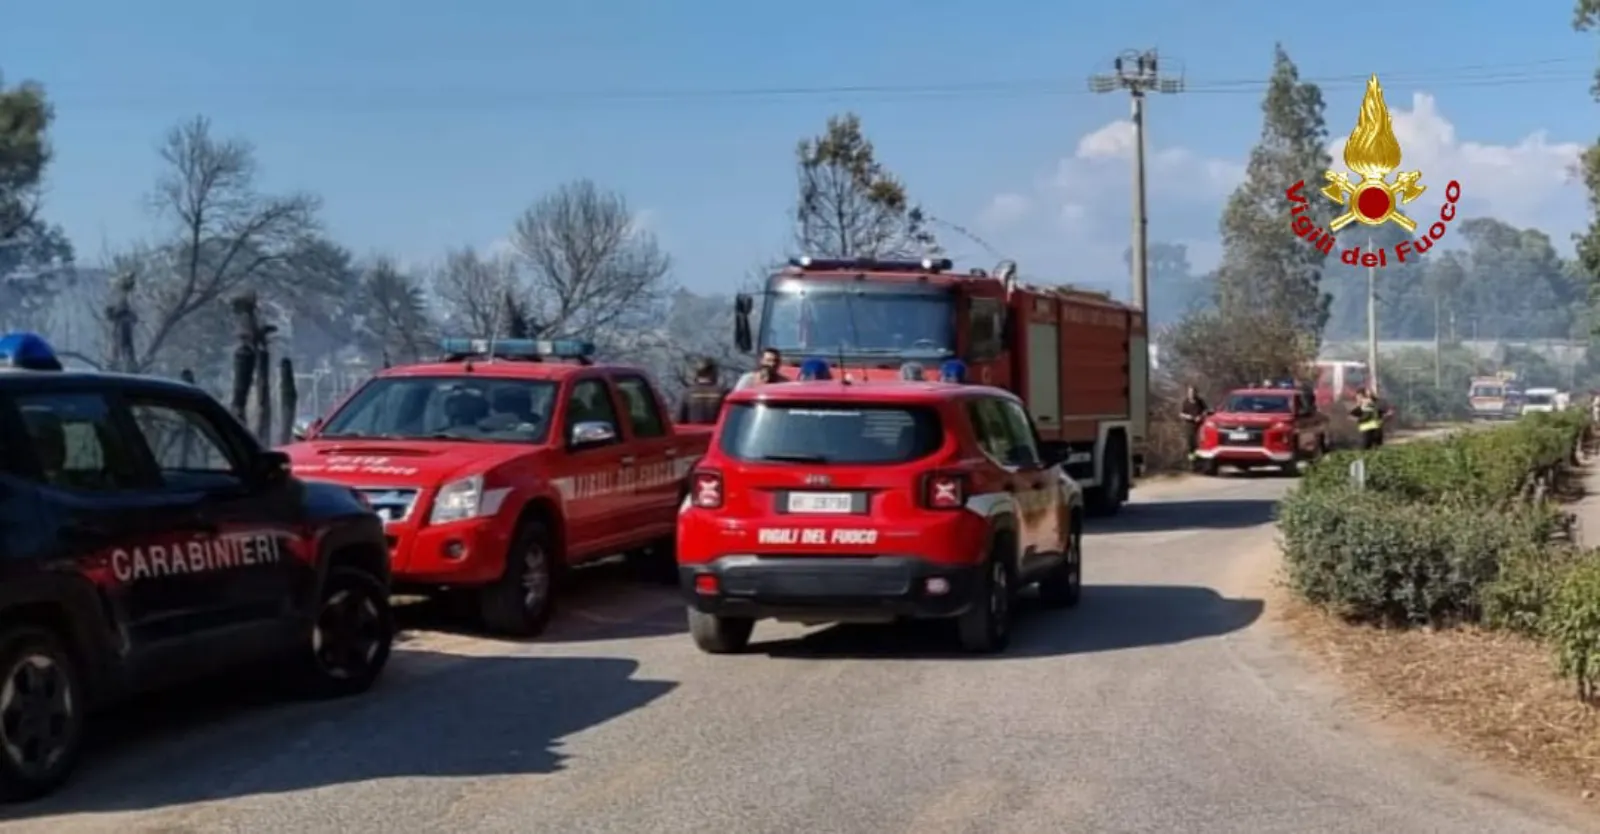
692, 470, 723, 509
922, 471, 967, 510
1200, 422, 1218, 446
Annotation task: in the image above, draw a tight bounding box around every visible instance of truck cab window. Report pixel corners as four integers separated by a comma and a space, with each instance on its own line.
615, 376, 667, 438
566, 379, 622, 447
968, 297, 1004, 361
13, 393, 142, 491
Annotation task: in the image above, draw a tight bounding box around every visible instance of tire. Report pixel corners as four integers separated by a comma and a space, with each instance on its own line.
0, 627, 85, 803
1199, 459, 1219, 477
687, 608, 754, 654
1088, 437, 1127, 517
1037, 516, 1083, 609
957, 554, 1014, 654
295, 567, 394, 699
480, 520, 559, 638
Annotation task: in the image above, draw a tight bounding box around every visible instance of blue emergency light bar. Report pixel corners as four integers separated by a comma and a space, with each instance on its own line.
0, 332, 63, 371
789, 256, 954, 273
439, 337, 596, 361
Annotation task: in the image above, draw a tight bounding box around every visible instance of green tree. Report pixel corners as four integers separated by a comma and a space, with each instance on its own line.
794, 113, 938, 258
1575, 1, 1600, 334
1213, 44, 1335, 341
1166, 45, 1332, 387
0, 72, 73, 326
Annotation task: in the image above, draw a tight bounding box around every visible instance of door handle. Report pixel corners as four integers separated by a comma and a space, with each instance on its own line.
619, 455, 636, 466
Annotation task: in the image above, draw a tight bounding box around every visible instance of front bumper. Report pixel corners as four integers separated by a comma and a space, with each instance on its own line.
681, 556, 983, 622
387, 516, 512, 588
1195, 445, 1294, 463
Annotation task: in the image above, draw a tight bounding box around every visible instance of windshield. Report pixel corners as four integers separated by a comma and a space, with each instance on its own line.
1223, 394, 1291, 414
318, 376, 558, 443
758, 286, 955, 358
718, 403, 943, 464
1471, 385, 1505, 398
1526, 393, 1554, 405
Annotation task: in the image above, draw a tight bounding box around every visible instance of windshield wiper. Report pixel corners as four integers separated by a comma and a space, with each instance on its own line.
759, 452, 830, 463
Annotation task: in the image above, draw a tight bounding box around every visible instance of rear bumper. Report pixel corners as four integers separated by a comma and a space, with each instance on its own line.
1195, 445, 1294, 463
681, 556, 982, 622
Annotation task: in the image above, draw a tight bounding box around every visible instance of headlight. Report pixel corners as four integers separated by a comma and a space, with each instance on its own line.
430, 474, 485, 524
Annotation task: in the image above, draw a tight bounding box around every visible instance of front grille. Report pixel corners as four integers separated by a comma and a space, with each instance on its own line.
1216, 426, 1263, 446
358, 487, 421, 522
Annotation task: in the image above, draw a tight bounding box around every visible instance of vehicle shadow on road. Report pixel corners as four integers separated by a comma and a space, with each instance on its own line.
1, 653, 676, 819
756, 584, 1263, 660
394, 558, 686, 643
1088, 498, 1277, 533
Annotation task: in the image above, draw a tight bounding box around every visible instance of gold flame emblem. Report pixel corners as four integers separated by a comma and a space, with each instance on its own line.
1321, 75, 1425, 233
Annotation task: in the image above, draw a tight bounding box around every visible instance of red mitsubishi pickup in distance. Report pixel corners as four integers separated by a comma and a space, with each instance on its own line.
677, 376, 1084, 655
1195, 386, 1328, 476
283, 338, 711, 637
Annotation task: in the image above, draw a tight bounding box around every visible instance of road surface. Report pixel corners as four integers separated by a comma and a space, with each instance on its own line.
4, 473, 1596, 834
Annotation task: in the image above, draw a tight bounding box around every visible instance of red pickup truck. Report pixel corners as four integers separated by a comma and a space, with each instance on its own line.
1195, 386, 1328, 476
282, 338, 712, 636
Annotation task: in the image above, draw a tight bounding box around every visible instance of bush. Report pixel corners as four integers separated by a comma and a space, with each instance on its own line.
1298, 411, 1587, 506
1545, 556, 1600, 702
1279, 485, 1560, 626
1480, 544, 1590, 637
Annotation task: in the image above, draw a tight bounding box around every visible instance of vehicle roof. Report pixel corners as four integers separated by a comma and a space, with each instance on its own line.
376, 359, 644, 381
1226, 387, 1297, 396
0, 369, 207, 397
727, 380, 1014, 405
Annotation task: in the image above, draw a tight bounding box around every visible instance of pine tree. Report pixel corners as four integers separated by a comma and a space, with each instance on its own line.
1214, 44, 1335, 344
793, 113, 938, 258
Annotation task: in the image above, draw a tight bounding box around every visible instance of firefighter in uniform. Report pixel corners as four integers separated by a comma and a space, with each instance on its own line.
1180, 386, 1208, 466
1351, 388, 1386, 449
677, 358, 730, 425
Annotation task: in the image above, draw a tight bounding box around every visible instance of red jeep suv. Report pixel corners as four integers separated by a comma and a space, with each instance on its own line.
676, 380, 1085, 655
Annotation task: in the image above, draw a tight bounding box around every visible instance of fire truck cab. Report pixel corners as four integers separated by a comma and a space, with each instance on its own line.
733, 257, 1146, 516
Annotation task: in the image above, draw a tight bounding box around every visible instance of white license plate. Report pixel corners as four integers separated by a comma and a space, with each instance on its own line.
1228, 431, 1251, 441
788, 492, 853, 513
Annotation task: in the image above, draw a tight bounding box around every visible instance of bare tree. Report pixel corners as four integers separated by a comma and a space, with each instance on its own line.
358, 257, 433, 364
510, 180, 672, 340
794, 113, 938, 259
430, 246, 519, 336
131, 116, 319, 371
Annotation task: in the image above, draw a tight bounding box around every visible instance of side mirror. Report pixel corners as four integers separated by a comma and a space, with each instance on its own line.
569, 420, 618, 447
254, 450, 292, 485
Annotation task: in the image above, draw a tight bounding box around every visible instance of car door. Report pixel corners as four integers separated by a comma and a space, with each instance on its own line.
122, 390, 311, 653
558, 376, 633, 561
996, 398, 1063, 577
610, 373, 677, 541
4, 388, 226, 678
967, 398, 1054, 577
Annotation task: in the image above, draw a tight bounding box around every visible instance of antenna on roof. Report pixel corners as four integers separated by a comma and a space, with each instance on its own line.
482, 292, 507, 365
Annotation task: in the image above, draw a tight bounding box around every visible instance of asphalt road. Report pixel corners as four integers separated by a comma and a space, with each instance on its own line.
5, 472, 1598, 834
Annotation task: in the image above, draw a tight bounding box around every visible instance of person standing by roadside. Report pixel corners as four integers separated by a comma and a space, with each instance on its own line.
1351, 388, 1386, 450
1179, 386, 1208, 465
677, 358, 730, 425
734, 347, 791, 391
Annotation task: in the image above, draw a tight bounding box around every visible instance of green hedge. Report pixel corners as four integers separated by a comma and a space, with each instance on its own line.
1279, 408, 1600, 699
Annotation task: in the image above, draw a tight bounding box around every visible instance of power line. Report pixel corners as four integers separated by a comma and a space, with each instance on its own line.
48, 56, 1596, 110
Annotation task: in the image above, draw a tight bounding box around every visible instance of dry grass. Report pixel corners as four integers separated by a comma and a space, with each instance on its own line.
1278, 593, 1600, 799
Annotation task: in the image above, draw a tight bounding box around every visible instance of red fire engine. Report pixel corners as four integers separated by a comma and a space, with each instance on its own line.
732, 257, 1147, 515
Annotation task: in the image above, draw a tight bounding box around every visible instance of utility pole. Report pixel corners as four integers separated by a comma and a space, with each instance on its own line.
1366, 236, 1380, 395
1090, 50, 1184, 313
1433, 294, 1442, 390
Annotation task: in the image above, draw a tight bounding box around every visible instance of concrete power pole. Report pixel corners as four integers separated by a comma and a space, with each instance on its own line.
1090, 50, 1184, 313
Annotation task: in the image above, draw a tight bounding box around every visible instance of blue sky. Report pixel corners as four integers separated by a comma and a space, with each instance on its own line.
3, 0, 1596, 296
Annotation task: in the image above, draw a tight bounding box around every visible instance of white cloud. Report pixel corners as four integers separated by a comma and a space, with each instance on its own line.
974, 91, 1587, 295
978, 193, 1032, 229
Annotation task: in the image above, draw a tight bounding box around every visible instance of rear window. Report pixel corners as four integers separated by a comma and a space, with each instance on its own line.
1471, 385, 1504, 398
1223, 394, 1291, 414
1526, 393, 1553, 405
718, 403, 943, 464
